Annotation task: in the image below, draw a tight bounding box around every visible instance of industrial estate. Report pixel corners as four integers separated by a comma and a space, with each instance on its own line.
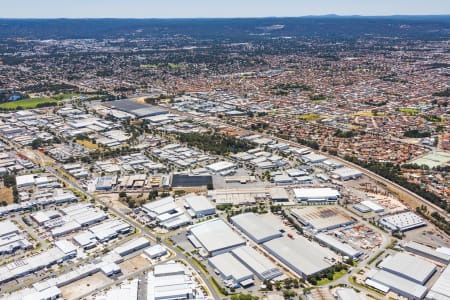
0, 16, 449, 300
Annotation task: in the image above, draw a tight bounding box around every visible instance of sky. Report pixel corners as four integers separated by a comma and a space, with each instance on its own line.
1, 0, 449, 18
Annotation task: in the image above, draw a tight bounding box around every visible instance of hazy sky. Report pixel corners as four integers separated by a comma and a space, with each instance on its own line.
1, 0, 449, 18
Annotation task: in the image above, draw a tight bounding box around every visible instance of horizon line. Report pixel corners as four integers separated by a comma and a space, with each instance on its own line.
1, 14, 450, 20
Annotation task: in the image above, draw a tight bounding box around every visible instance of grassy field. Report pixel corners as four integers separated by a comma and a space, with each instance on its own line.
399, 107, 420, 115
76, 139, 99, 150
298, 113, 325, 122
316, 269, 348, 286
0, 97, 58, 109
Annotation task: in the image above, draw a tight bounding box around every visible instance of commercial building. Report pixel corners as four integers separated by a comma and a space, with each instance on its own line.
293, 188, 340, 203
0, 240, 77, 284
0, 220, 32, 254
144, 244, 168, 259
427, 265, 450, 300
230, 212, 282, 244
115, 237, 151, 257
404, 241, 450, 264
72, 231, 97, 250
231, 246, 283, 280
379, 212, 426, 232
331, 167, 363, 180
291, 206, 354, 231
263, 236, 337, 278
366, 270, 427, 300
206, 161, 235, 173
360, 200, 384, 213
378, 253, 436, 284
209, 252, 254, 285
302, 153, 328, 163
184, 194, 216, 217
335, 288, 365, 300
315, 233, 362, 259
188, 219, 245, 256
107, 99, 167, 118
269, 188, 290, 202
147, 262, 195, 300
171, 174, 212, 188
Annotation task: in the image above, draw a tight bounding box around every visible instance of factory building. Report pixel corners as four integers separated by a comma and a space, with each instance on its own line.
291, 206, 354, 232
231, 246, 283, 281
184, 194, 216, 218
331, 167, 363, 181
115, 237, 151, 257
0, 220, 32, 254
366, 270, 427, 300
378, 253, 436, 285
263, 236, 337, 278
147, 262, 195, 300
230, 212, 282, 244
360, 200, 384, 213
293, 188, 340, 203
209, 252, 254, 286
315, 233, 362, 259
379, 212, 426, 232
427, 265, 450, 300
404, 241, 450, 265
188, 219, 245, 256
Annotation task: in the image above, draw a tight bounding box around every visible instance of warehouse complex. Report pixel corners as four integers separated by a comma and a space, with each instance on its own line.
379, 211, 426, 232
291, 206, 354, 231
263, 236, 337, 278
230, 212, 282, 244
209, 253, 254, 286
315, 233, 362, 259
293, 187, 340, 203
231, 246, 283, 281
188, 219, 245, 256
378, 253, 436, 285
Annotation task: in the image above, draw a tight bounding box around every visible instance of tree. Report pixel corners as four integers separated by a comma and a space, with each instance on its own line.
31, 138, 43, 149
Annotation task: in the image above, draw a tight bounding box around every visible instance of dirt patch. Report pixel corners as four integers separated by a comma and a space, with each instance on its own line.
0, 187, 14, 204
119, 254, 151, 276
60, 272, 113, 300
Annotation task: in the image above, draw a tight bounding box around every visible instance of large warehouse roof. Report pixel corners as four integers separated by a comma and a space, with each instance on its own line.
208, 252, 253, 283
293, 188, 340, 201
427, 265, 450, 300
315, 233, 362, 258
107, 99, 167, 118
231, 246, 283, 280
189, 219, 245, 256
291, 206, 354, 231
379, 252, 436, 284
231, 213, 282, 244
369, 270, 427, 300
263, 236, 336, 277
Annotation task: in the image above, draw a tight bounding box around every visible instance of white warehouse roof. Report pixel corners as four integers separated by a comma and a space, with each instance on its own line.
427, 265, 450, 300
231, 212, 282, 244
379, 252, 436, 284
208, 252, 253, 283
293, 188, 340, 201
188, 218, 245, 256
231, 246, 283, 280
368, 270, 427, 300
263, 236, 336, 277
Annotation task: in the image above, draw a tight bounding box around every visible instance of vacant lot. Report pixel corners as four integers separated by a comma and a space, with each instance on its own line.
0, 187, 14, 204
120, 254, 151, 275
60, 272, 112, 300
